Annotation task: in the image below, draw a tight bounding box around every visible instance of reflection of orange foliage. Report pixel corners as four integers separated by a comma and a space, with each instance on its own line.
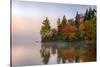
79, 46, 96, 61
58, 46, 96, 62
80, 48, 96, 62
51, 29, 56, 33
58, 48, 77, 60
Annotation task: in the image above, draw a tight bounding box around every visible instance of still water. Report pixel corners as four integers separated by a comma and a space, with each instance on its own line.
12, 41, 96, 66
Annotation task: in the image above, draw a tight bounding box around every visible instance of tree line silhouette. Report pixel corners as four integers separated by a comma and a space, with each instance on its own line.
40, 7, 96, 42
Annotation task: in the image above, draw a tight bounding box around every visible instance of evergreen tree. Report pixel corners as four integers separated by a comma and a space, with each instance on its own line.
57, 18, 60, 25
84, 8, 96, 21
75, 11, 79, 27
40, 17, 51, 41
42, 17, 51, 32
62, 15, 67, 24
92, 9, 96, 18
84, 9, 89, 21
88, 7, 92, 19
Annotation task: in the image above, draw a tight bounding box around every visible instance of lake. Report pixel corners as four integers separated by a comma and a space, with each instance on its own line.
12, 41, 96, 66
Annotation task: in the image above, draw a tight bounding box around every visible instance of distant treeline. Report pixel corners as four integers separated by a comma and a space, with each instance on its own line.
40, 7, 96, 42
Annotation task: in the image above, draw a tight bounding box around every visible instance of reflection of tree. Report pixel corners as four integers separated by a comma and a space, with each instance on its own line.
79, 41, 96, 62
40, 42, 80, 64
51, 44, 57, 54
40, 41, 96, 64
40, 43, 50, 64
57, 42, 81, 63
40, 42, 58, 64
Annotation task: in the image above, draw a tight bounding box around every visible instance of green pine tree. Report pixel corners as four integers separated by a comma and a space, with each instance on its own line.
62, 15, 67, 24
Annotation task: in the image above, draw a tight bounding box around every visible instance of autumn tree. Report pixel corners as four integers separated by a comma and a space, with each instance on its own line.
40, 7, 96, 42
79, 18, 96, 40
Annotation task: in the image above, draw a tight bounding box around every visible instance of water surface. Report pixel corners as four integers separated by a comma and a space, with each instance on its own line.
12, 41, 96, 66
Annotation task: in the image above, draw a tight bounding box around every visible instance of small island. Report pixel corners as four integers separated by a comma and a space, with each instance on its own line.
40, 8, 96, 42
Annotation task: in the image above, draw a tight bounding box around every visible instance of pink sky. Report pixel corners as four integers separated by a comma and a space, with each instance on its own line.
12, 15, 57, 33
12, 16, 41, 33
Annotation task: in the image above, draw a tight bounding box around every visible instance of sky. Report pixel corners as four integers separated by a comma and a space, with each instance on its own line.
12, 0, 96, 18
12, 0, 96, 42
